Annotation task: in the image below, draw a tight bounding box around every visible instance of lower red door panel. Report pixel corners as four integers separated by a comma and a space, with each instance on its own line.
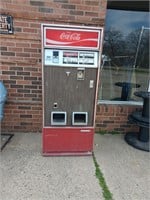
42, 127, 94, 156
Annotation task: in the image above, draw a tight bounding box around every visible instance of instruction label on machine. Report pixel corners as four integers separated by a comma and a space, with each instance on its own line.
44, 49, 98, 68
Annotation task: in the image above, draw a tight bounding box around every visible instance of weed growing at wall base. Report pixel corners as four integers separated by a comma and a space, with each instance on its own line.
96, 130, 120, 135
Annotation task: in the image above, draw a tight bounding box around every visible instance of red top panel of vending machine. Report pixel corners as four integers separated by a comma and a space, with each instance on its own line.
43, 25, 102, 50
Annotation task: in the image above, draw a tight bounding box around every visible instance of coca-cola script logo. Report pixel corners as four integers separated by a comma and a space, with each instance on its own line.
45, 28, 101, 49
60, 32, 81, 41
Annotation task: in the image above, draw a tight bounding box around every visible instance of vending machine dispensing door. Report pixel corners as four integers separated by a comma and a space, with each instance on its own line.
42, 24, 103, 156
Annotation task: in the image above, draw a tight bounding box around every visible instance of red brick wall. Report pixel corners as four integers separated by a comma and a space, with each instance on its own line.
1, 0, 107, 133
95, 104, 142, 134
1, 0, 141, 134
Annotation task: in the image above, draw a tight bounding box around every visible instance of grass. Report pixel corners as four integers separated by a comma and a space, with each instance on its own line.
96, 130, 107, 135
92, 153, 113, 200
96, 130, 120, 135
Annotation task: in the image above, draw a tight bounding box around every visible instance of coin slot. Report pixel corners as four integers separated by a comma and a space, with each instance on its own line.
77, 68, 85, 80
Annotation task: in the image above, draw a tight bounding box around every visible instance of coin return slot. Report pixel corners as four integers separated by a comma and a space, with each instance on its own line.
51, 112, 67, 125
53, 102, 58, 108
72, 112, 88, 125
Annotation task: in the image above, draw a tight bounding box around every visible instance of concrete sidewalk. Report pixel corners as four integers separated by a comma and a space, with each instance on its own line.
94, 134, 150, 200
1, 133, 103, 200
1, 133, 149, 200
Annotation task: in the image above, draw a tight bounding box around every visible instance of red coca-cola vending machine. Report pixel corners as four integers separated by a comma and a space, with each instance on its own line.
41, 24, 103, 156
